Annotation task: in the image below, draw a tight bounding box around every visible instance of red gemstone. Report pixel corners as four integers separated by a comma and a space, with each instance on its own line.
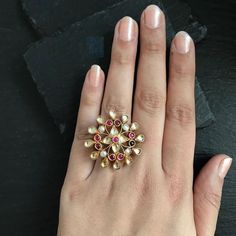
114, 119, 121, 127
106, 119, 113, 127
94, 134, 101, 142
112, 136, 119, 143
94, 143, 102, 150
108, 154, 116, 161
117, 153, 124, 161
128, 132, 135, 139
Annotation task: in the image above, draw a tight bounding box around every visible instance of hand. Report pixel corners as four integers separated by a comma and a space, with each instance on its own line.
57, 5, 232, 236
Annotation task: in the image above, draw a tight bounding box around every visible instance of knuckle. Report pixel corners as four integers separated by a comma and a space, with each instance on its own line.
103, 100, 128, 115
166, 104, 195, 124
133, 169, 157, 201
60, 184, 83, 203
136, 88, 166, 115
99, 178, 116, 198
81, 93, 99, 107
112, 49, 134, 65
203, 191, 221, 210
172, 61, 194, 79
168, 176, 189, 205
142, 38, 165, 55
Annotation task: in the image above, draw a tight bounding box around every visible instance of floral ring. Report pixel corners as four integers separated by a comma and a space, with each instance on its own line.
84, 110, 145, 170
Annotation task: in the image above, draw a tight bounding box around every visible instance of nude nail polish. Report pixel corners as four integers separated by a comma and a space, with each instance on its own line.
144, 5, 161, 29
218, 157, 232, 178
118, 16, 135, 42
173, 31, 192, 54
89, 65, 101, 87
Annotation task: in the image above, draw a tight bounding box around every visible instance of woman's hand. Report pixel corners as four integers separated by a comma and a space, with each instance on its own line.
57, 5, 232, 236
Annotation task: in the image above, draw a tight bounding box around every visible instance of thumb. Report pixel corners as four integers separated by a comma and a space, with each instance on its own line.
194, 154, 232, 236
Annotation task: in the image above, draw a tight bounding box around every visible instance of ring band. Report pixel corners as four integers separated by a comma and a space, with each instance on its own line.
84, 110, 145, 170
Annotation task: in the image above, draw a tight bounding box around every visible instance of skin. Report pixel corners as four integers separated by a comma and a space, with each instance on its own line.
57, 5, 232, 236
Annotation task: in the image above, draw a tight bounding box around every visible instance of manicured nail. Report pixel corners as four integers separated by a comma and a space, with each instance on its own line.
89, 65, 101, 87
118, 16, 135, 42
218, 157, 233, 178
173, 31, 191, 54
144, 5, 162, 29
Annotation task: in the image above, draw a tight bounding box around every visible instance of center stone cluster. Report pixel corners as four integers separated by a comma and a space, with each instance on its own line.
84, 111, 145, 170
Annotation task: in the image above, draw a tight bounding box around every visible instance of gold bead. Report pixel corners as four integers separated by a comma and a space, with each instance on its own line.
130, 122, 139, 131
88, 126, 97, 134
125, 156, 133, 166
98, 125, 106, 133
97, 116, 105, 124
84, 139, 94, 148
122, 123, 130, 132
90, 151, 99, 160
109, 110, 117, 120
113, 160, 120, 170
135, 134, 145, 143
101, 157, 109, 168
132, 148, 142, 155
121, 115, 129, 123
124, 148, 132, 155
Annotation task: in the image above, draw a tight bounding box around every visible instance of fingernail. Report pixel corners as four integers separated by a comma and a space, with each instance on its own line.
144, 5, 162, 29
89, 65, 101, 87
173, 31, 191, 54
118, 16, 135, 42
218, 157, 233, 178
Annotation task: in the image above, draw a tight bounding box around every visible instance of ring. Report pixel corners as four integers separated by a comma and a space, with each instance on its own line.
84, 110, 145, 170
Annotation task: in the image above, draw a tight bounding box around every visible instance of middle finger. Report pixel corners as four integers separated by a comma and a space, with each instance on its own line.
133, 5, 166, 167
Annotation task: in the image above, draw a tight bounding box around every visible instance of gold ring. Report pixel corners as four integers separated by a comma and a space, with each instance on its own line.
84, 110, 145, 170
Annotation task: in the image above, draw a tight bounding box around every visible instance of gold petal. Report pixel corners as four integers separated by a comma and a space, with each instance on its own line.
124, 148, 132, 155
112, 143, 120, 153
113, 160, 120, 170
130, 122, 139, 131
109, 110, 117, 120
97, 116, 105, 124
102, 137, 112, 144
122, 123, 130, 132
110, 126, 119, 136
90, 151, 99, 160
135, 134, 145, 143
125, 156, 133, 165
88, 126, 97, 134
132, 148, 142, 155
118, 134, 129, 144
121, 115, 129, 123
84, 139, 94, 148
101, 157, 109, 168
98, 125, 106, 133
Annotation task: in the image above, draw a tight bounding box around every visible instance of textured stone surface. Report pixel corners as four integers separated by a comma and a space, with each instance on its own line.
21, 0, 207, 41
23, 0, 214, 140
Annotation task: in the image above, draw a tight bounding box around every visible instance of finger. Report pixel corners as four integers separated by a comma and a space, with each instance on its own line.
64, 65, 105, 184
162, 31, 195, 178
93, 17, 138, 172
101, 16, 138, 118
194, 154, 232, 236
133, 5, 166, 166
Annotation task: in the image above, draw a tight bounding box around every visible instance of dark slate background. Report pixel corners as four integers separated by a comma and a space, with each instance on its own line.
0, 0, 235, 236
22, 0, 214, 140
